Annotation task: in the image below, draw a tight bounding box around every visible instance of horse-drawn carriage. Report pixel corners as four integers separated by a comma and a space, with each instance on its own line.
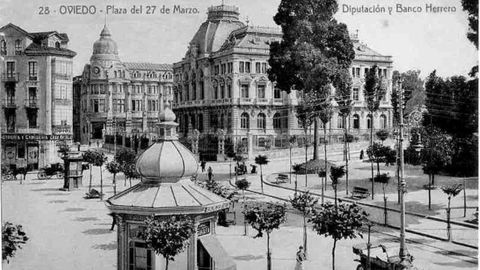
37, 163, 64, 180
353, 243, 414, 270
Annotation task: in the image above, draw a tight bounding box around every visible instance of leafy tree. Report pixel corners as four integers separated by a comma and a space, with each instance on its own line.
91, 152, 107, 199
288, 135, 297, 183
82, 150, 97, 191
106, 160, 121, 195
364, 64, 387, 199
142, 215, 195, 270
441, 184, 463, 241
391, 70, 424, 125
57, 140, 70, 159
461, 0, 478, 49
376, 130, 389, 143
114, 148, 136, 168
374, 173, 391, 225
254, 155, 269, 193
329, 165, 345, 209
309, 202, 367, 270
421, 127, 453, 209
366, 142, 389, 176
236, 178, 251, 235
244, 202, 286, 270
290, 191, 318, 257
296, 100, 314, 186
122, 163, 140, 187
268, 0, 355, 161
2, 222, 28, 263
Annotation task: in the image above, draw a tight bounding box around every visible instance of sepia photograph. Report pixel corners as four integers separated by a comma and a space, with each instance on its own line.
0, 0, 477, 269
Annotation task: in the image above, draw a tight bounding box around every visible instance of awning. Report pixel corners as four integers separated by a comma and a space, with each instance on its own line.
199, 235, 236, 270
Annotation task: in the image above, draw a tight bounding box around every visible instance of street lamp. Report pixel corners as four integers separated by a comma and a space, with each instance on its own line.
0, 32, 5, 176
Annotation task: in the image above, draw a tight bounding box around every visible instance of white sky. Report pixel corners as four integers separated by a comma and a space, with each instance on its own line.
0, 0, 476, 78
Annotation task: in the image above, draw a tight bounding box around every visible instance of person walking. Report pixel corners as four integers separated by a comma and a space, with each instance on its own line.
201, 160, 206, 172
207, 166, 213, 181
294, 246, 306, 270
360, 149, 364, 160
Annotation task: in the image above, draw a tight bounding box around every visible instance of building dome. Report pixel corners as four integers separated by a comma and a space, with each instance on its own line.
90, 25, 120, 62
135, 107, 198, 183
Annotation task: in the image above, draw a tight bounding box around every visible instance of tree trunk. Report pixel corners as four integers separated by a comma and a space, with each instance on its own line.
383, 184, 387, 225
332, 239, 337, 270
370, 119, 375, 199
463, 177, 467, 217
344, 122, 349, 195
243, 190, 247, 236
113, 173, 117, 195
428, 174, 432, 210
289, 145, 292, 184
267, 233, 272, 270
324, 125, 328, 191
377, 160, 380, 176
124, 173, 127, 186
313, 118, 319, 160
100, 166, 103, 200
305, 142, 308, 187
334, 186, 338, 210
432, 174, 435, 186
260, 165, 264, 193
165, 258, 169, 270
447, 198, 451, 241
89, 166, 92, 191
303, 214, 308, 259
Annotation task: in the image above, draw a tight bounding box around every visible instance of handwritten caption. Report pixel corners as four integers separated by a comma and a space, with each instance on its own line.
342, 3, 457, 16
37, 5, 200, 15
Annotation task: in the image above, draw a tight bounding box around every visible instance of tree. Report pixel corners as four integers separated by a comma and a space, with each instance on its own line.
2, 222, 28, 263
244, 202, 286, 270
329, 165, 345, 209
114, 148, 137, 186
290, 191, 318, 258
441, 184, 463, 241
254, 155, 269, 193
57, 140, 70, 159
375, 173, 391, 225
318, 93, 334, 188
391, 70, 424, 125
92, 152, 107, 199
376, 130, 389, 143
309, 202, 367, 270
235, 179, 251, 235
364, 64, 387, 199
461, 0, 478, 49
142, 215, 195, 270
122, 163, 139, 187
296, 100, 314, 186
288, 135, 297, 184
268, 0, 355, 161
82, 150, 97, 192
421, 127, 453, 210
106, 160, 121, 195
366, 142, 389, 176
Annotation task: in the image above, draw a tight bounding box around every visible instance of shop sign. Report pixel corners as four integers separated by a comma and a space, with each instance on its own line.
1, 134, 72, 141
197, 221, 210, 237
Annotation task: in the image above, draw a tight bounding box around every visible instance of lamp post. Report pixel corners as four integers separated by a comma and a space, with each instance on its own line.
0, 32, 5, 177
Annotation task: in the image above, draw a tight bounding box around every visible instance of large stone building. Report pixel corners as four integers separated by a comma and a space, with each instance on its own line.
172, 5, 393, 158
0, 23, 76, 170
78, 26, 174, 149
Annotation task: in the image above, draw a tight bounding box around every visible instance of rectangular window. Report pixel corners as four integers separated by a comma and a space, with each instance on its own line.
221, 64, 226, 74
214, 65, 219, 75
228, 62, 233, 73
129, 242, 153, 270
353, 88, 359, 101
239, 62, 245, 73
200, 82, 205, 99
14, 40, 22, 55
256, 62, 261, 73
274, 88, 281, 99
351, 67, 355, 77
257, 85, 265, 98
227, 84, 232, 98
245, 62, 251, 73
241, 85, 249, 98
262, 63, 267, 73
17, 142, 25, 158
364, 68, 369, 77
28, 62, 37, 80
6, 61, 15, 77
98, 99, 105, 112
356, 67, 360, 78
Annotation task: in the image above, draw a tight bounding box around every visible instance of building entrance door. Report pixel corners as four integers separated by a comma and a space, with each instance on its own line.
27, 144, 39, 170
197, 240, 212, 270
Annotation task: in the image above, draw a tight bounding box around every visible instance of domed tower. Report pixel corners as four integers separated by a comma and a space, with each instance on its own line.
90, 25, 120, 66
106, 107, 235, 270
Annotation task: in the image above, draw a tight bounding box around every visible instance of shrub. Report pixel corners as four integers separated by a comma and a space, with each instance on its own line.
292, 159, 334, 174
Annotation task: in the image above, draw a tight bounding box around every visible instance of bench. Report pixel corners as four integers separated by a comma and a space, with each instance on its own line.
274, 174, 289, 184
352, 186, 370, 199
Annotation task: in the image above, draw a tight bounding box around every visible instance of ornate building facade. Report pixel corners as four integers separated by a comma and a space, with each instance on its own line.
0, 23, 76, 170
172, 5, 394, 156
78, 26, 174, 148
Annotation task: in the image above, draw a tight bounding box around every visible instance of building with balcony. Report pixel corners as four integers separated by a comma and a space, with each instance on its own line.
0, 23, 76, 170
77, 25, 174, 150
172, 5, 393, 159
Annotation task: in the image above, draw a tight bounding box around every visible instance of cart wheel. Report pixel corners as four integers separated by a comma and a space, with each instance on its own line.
56, 172, 64, 178
38, 172, 46, 179
356, 264, 365, 270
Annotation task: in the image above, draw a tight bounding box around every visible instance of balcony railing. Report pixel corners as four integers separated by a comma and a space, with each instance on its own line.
2, 98, 16, 108
2, 72, 19, 82
24, 99, 39, 108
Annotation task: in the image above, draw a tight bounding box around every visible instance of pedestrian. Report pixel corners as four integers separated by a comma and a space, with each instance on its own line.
294, 246, 306, 270
108, 213, 116, 231
77, 142, 81, 151
96, 140, 99, 148
207, 166, 213, 181
360, 149, 364, 160
201, 160, 206, 172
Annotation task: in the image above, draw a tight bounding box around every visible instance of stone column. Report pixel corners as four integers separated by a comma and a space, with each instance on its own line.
247, 131, 253, 160
117, 215, 126, 270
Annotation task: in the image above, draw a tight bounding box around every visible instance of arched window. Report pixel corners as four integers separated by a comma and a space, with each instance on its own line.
380, 114, 387, 129
257, 113, 266, 129
14, 39, 22, 55
1, 40, 6, 55
55, 41, 61, 49
273, 113, 282, 129
240, 113, 249, 129
337, 114, 345, 129
367, 114, 372, 129
353, 114, 360, 129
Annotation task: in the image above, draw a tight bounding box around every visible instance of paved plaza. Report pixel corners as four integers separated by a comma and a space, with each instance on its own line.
1, 147, 478, 270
